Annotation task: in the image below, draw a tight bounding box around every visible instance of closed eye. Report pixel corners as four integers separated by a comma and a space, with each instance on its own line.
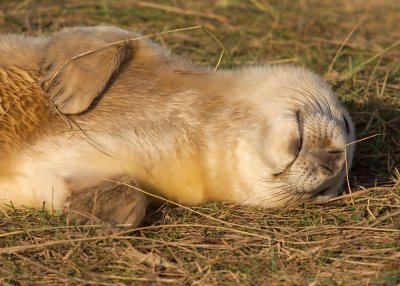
274, 110, 303, 177
343, 116, 350, 134
296, 110, 303, 154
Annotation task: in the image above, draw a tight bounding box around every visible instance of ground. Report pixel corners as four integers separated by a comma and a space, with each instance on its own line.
0, 0, 399, 285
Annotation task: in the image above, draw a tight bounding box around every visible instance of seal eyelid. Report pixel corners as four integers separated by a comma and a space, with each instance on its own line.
343, 116, 350, 134
271, 110, 303, 177
296, 110, 303, 153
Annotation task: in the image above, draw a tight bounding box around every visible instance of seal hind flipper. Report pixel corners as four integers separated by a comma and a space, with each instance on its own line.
39, 27, 134, 115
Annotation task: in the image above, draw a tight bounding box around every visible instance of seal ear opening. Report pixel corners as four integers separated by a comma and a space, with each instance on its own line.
39, 28, 133, 115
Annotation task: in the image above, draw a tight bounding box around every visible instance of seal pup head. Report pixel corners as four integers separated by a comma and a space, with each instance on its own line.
226, 65, 355, 206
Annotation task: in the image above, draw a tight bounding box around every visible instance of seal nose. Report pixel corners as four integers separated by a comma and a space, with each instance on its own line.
312, 149, 345, 176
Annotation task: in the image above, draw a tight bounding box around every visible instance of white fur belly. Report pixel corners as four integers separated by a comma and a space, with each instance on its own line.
0, 138, 126, 211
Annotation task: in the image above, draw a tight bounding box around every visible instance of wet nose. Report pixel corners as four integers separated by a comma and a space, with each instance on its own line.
312, 149, 345, 176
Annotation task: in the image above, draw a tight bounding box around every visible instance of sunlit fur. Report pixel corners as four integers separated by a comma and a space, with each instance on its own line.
0, 27, 355, 223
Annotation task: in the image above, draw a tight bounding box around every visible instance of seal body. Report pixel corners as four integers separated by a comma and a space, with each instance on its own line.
0, 27, 355, 226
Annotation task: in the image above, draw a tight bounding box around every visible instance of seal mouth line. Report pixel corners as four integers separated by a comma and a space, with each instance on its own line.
312, 187, 330, 198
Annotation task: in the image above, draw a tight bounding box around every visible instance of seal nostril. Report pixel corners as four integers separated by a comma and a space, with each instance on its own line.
320, 164, 333, 175
327, 149, 344, 154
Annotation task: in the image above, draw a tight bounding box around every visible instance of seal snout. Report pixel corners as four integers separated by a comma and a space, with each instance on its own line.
310, 148, 345, 177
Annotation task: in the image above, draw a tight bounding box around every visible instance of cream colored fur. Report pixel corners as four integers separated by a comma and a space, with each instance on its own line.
0, 26, 355, 227
0, 34, 44, 69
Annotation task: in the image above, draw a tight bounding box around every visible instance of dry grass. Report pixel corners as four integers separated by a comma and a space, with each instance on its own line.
0, 0, 399, 285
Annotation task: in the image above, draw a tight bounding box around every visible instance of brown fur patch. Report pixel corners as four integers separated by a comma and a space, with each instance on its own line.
0, 66, 49, 157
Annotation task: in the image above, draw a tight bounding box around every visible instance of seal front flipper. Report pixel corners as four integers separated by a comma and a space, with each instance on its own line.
39, 27, 135, 115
